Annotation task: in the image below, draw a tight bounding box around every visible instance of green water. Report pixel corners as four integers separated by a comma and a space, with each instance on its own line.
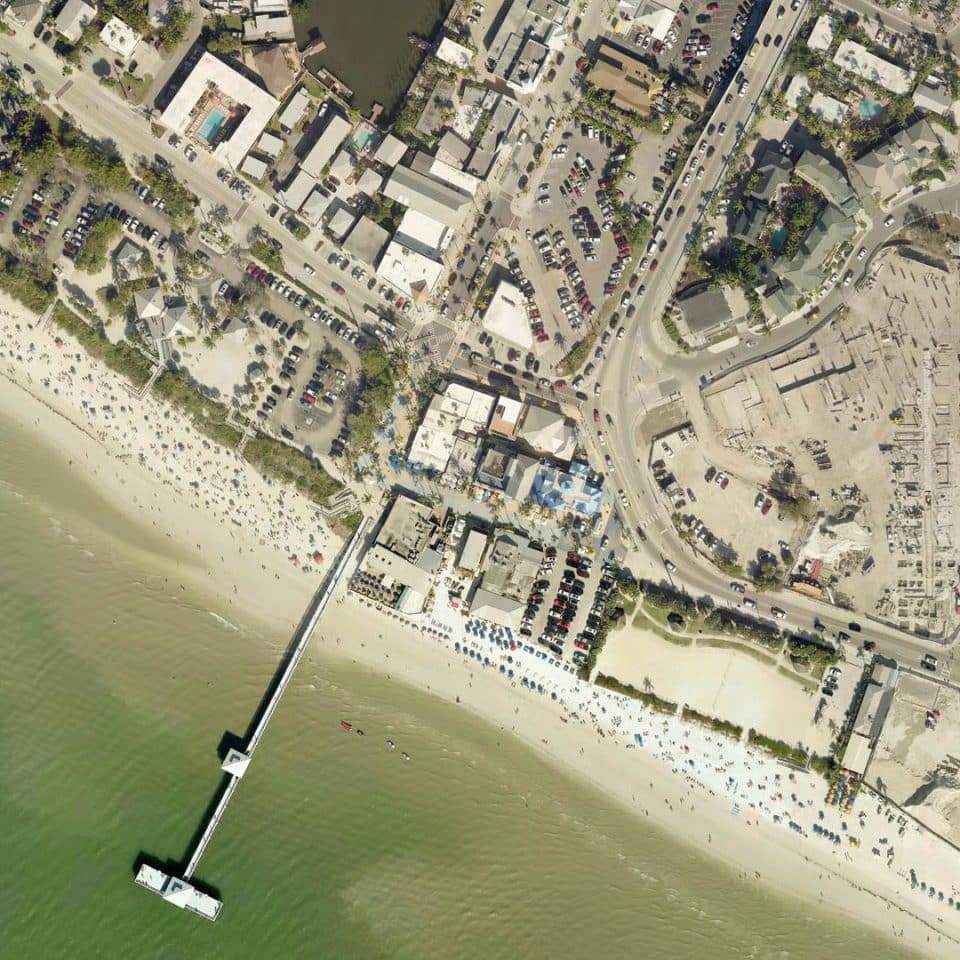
295, 0, 454, 117
0, 410, 925, 960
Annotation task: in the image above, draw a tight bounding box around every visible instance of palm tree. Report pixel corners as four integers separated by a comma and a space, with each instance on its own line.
553, 331, 566, 349
207, 203, 230, 227
247, 223, 268, 246
168, 230, 188, 256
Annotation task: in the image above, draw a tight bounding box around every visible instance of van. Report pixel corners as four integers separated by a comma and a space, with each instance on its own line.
652, 226, 664, 244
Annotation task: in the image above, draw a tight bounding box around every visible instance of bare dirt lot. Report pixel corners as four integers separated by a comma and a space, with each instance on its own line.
869, 673, 960, 845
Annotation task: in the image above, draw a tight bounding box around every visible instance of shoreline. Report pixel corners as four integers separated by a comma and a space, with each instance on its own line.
1, 294, 958, 957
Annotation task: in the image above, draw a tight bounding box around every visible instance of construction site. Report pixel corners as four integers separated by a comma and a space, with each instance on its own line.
699, 247, 960, 636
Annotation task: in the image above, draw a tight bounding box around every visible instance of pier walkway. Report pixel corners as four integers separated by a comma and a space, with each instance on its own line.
135, 516, 370, 919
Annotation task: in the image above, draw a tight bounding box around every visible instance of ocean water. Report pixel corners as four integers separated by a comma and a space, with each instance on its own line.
0, 411, 924, 960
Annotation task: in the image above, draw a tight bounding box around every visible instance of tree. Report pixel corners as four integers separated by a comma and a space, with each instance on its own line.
76, 218, 122, 273
207, 203, 230, 227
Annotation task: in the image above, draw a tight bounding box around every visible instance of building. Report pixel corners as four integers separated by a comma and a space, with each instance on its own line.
326, 203, 357, 241
854, 119, 941, 201
158, 52, 280, 169
784, 74, 811, 110
832, 40, 915, 95
618, 0, 683, 42
485, 0, 570, 94
342, 216, 390, 267
300, 114, 352, 178
277, 87, 311, 132
55, 0, 96, 43
300, 185, 334, 225
793, 152, 858, 214
394, 208, 452, 261
374, 133, 408, 169
469, 531, 543, 627
912, 76, 954, 116
436, 36, 474, 70
240, 154, 269, 180
437, 130, 473, 169
135, 284, 196, 345
678, 287, 736, 345
489, 395, 524, 438
279, 168, 318, 212
99, 16, 141, 59
6, 0, 43, 25
730, 150, 792, 249
383, 164, 473, 229
807, 14, 834, 52
407, 383, 496, 473
456, 528, 489, 574
113, 238, 144, 271
809, 92, 848, 127
519, 404, 577, 460
243, 14, 295, 42
256, 131, 284, 158
376, 240, 445, 303
587, 42, 664, 117
777, 203, 857, 298
529, 460, 603, 515
481, 278, 533, 349
352, 495, 443, 614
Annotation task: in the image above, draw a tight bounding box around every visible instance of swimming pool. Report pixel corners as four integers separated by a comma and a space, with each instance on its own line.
770, 225, 788, 254
859, 96, 883, 119
198, 109, 226, 143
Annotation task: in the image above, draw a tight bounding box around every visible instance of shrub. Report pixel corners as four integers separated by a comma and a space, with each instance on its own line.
0, 247, 56, 312
243, 438, 342, 503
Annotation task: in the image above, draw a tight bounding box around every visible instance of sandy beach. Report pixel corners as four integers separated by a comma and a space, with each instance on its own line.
2, 292, 959, 958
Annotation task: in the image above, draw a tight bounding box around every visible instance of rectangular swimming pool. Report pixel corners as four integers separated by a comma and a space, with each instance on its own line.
199, 109, 226, 143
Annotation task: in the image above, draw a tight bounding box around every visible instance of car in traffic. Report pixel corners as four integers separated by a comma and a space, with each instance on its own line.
770, 607, 786, 620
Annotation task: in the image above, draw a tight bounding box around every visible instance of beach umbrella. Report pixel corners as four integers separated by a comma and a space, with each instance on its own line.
508, 669, 514, 679
499, 665, 506, 674
551, 692, 557, 700
313, 552, 323, 563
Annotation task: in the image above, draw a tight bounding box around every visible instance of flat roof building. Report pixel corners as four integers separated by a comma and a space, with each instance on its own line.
240, 154, 269, 180
436, 36, 475, 70
158, 52, 280, 169
300, 114, 352, 178
257, 131, 284, 157
277, 87, 311, 132
374, 133, 408, 169
99, 16, 142, 59
485, 0, 570, 94
376, 240, 445, 303
470, 531, 543, 626
395, 208, 452, 261
457, 528, 489, 574
243, 13, 295, 43
587, 42, 664, 116
482, 278, 533, 349
833, 40, 915, 95
278, 168, 318, 211
343, 216, 390, 266
489, 395, 525, 438
407, 383, 496, 473
807, 14, 834, 52
383, 164, 473, 229
912, 76, 954, 116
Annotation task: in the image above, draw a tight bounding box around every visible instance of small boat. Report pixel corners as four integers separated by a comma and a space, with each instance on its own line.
386, 739, 395, 749
356, 729, 365, 736
401, 752, 411, 761
340, 721, 353, 731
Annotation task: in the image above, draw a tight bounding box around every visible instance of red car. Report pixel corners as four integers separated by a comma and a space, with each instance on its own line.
863, 640, 877, 652
300, 392, 317, 405
720, 475, 729, 490
575, 640, 588, 651
332, 282, 345, 295
649, 259, 659, 272
706, 1, 719, 9
593, 408, 600, 424
629, 273, 639, 289
246, 261, 258, 275
761, 499, 772, 515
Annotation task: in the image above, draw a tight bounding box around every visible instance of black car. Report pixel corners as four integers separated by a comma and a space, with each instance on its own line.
847, 622, 861, 632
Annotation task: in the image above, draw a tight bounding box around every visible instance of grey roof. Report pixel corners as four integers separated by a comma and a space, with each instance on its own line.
383, 164, 472, 228
779, 204, 856, 295
134, 284, 165, 321
793, 152, 857, 213
854, 119, 941, 199
114, 238, 144, 269
437, 130, 473, 168
342, 216, 390, 266
750, 151, 793, 203
912, 78, 953, 116
679, 287, 735, 336
731, 198, 766, 245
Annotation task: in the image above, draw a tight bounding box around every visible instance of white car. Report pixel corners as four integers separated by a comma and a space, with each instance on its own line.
857, 247, 867, 260
771, 607, 786, 620
304, 263, 316, 276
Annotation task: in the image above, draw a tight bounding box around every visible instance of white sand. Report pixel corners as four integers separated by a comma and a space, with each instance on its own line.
2, 293, 959, 958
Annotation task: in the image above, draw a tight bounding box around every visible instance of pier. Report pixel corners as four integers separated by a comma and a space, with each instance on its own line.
135, 517, 370, 920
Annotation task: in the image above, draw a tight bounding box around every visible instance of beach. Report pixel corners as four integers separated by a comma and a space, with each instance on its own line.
2, 291, 958, 958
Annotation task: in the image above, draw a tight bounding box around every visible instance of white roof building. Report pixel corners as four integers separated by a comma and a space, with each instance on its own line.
376, 240, 445, 303
240, 154, 269, 180
913, 76, 954, 116
300, 115, 352, 178
99, 16, 142, 59
374, 133, 408, 168
279, 169, 318, 211
807, 15, 834, 52
243, 13, 295, 42
407, 383, 496, 472
457, 528, 489, 574
482, 278, 532, 349
277, 87, 311, 132
356, 167, 385, 197
784, 74, 811, 109
832, 40, 915, 95
326, 205, 357, 240
520, 405, 577, 459
257, 132, 284, 158
486, 0, 571, 95
300, 187, 334, 225
436, 36, 475, 70
158, 52, 280, 168
809, 92, 848, 126
395, 208, 451, 260
55, 0, 96, 43
429, 156, 481, 197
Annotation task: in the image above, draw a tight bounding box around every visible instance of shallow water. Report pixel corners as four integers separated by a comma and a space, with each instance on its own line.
0, 411, 924, 959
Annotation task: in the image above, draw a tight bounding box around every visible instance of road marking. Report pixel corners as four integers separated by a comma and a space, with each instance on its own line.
55, 80, 73, 100
236, 201, 249, 220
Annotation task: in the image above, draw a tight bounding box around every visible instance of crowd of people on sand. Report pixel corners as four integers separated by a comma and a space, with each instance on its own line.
0, 310, 334, 578
346, 580, 960, 939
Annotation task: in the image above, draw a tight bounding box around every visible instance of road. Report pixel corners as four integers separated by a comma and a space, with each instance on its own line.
582, 0, 958, 668
0, 30, 398, 331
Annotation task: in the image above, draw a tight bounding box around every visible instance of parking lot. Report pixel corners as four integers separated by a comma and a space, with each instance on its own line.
519, 549, 620, 669
649, 429, 800, 585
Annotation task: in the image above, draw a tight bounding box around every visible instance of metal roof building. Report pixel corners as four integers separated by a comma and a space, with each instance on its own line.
383, 164, 473, 229
300, 114, 352, 178
277, 88, 311, 132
